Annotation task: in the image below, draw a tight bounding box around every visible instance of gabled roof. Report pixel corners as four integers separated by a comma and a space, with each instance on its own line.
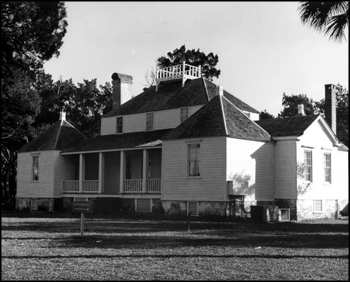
18, 120, 86, 153
162, 95, 270, 142
103, 78, 260, 117
255, 115, 319, 137
62, 129, 172, 154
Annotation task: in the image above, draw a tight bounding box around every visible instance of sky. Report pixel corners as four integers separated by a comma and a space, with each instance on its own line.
44, 1, 349, 116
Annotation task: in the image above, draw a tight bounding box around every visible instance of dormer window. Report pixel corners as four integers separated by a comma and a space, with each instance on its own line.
146, 112, 154, 131
180, 107, 189, 123
116, 116, 123, 134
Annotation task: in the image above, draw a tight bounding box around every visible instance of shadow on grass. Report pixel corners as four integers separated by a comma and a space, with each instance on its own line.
2, 254, 348, 259
1, 220, 348, 233
2, 217, 348, 249
3, 232, 348, 249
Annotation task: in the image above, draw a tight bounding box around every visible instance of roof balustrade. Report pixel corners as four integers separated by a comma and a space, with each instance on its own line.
156, 62, 201, 91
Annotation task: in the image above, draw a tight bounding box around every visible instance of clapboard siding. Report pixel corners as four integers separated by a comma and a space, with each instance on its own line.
335, 150, 349, 210
274, 140, 297, 199
296, 119, 347, 200
53, 153, 77, 197
101, 105, 203, 135
17, 151, 56, 197
226, 138, 274, 201
162, 137, 227, 201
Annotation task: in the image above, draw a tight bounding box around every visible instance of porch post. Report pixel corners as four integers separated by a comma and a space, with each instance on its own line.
98, 152, 104, 193
79, 154, 85, 193
120, 151, 124, 193
142, 149, 147, 193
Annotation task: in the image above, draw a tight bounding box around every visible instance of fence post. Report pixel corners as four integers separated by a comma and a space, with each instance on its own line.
187, 212, 192, 232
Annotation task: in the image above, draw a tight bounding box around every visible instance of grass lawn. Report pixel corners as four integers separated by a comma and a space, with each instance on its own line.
1, 213, 349, 280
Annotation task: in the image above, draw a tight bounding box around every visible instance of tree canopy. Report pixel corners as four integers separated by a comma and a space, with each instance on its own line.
298, 1, 349, 42
1, 1, 68, 203
1, 1, 68, 76
278, 93, 316, 118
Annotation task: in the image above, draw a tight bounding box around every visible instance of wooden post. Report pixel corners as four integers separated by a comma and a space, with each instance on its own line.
142, 150, 147, 193
120, 151, 124, 193
79, 154, 84, 193
98, 152, 104, 193
80, 212, 84, 236
187, 212, 192, 232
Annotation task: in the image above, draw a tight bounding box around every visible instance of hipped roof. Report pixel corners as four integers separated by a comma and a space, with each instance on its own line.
162, 94, 271, 142
103, 78, 259, 117
18, 120, 86, 153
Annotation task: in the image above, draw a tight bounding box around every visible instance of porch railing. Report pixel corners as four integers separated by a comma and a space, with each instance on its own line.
147, 179, 161, 193
62, 180, 99, 193
63, 180, 79, 192
124, 179, 143, 192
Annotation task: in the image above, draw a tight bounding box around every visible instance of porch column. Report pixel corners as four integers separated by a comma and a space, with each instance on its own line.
142, 149, 147, 193
79, 154, 85, 193
98, 152, 104, 193
120, 151, 124, 193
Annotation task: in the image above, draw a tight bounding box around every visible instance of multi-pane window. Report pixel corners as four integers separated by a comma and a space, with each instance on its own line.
116, 117, 123, 133
32, 156, 39, 181
324, 153, 331, 183
180, 107, 188, 123
303, 150, 312, 181
314, 200, 323, 212
146, 113, 153, 131
188, 143, 201, 177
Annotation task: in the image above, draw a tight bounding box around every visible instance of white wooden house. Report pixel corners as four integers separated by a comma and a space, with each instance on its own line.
16, 64, 348, 220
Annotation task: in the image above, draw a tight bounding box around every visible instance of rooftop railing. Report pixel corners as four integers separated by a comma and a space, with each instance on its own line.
155, 62, 201, 91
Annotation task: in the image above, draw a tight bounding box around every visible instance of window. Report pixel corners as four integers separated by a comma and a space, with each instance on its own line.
116, 117, 123, 133
314, 200, 323, 212
324, 153, 331, 183
146, 113, 153, 131
188, 143, 201, 177
180, 107, 189, 123
303, 150, 312, 181
32, 156, 39, 181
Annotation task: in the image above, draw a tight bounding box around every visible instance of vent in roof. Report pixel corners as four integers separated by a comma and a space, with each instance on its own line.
155, 62, 201, 92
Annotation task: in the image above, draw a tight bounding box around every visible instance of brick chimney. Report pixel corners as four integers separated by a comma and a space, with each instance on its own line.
111, 73, 133, 110
59, 110, 66, 121
297, 104, 306, 116
325, 84, 337, 135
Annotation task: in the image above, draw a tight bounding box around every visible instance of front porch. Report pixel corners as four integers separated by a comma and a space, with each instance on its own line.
62, 148, 162, 195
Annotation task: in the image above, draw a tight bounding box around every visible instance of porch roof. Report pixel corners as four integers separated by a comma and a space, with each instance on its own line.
61, 129, 172, 154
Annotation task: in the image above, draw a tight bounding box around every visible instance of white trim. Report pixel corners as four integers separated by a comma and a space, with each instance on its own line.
61, 146, 161, 155
273, 136, 300, 141
219, 95, 228, 136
